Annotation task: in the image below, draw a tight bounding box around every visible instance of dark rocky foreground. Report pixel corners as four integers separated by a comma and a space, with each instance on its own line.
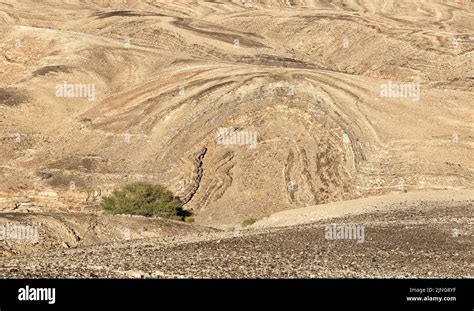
1, 201, 472, 278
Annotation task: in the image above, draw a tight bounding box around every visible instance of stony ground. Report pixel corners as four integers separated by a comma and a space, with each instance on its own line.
1, 197, 472, 278
1, 0, 473, 227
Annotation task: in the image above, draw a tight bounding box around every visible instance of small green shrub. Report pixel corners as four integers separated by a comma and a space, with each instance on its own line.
242, 218, 257, 227
101, 182, 189, 220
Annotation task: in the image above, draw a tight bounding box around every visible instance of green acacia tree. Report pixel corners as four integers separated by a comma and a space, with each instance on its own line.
101, 182, 188, 220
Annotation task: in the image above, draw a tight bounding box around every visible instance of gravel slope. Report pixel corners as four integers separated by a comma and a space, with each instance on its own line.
1, 195, 472, 278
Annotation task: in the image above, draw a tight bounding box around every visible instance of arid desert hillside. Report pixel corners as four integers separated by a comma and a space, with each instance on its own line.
0, 0, 472, 278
